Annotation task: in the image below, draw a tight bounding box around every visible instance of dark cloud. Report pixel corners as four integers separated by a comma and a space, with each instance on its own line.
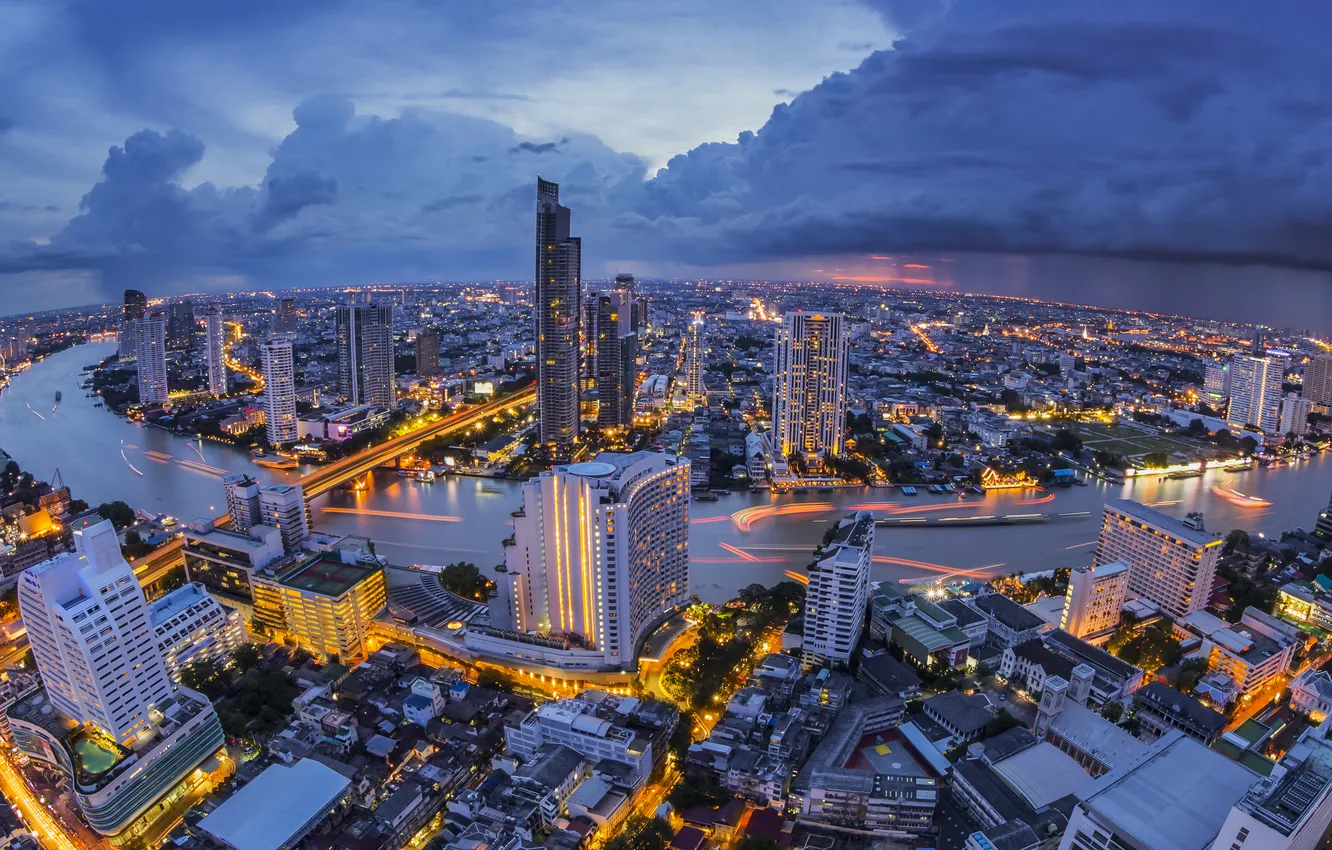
509, 138, 570, 155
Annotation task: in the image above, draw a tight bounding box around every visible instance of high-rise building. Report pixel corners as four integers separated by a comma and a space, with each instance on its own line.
494, 452, 690, 669
1059, 561, 1129, 639
223, 473, 262, 532
251, 550, 387, 663
261, 338, 297, 445
204, 307, 226, 397
415, 326, 440, 380
1305, 354, 1332, 407
803, 511, 874, 669
166, 300, 195, 350
259, 484, 308, 554
684, 312, 705, 404
1229, 354, 1283, 433
1204, 360, 1232, 397
534, 177, 581, 456
1314, 489, 1332, 544
590, 286, 636, 428
149, 582, 246, 679
183, 518, 284, 612
335, 301, 395, 409
273, 297, 298, 334
773, 311, 848, 469
120, 289, 147, 357
17, 520, 174, 743
133, 311, 169, 404
1094, 499, 1223, 619
1281, 392, 1312, 436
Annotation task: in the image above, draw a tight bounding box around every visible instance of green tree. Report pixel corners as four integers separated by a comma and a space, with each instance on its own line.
736, 838, 779, 850
438, 562, 494, 601
96, 500, 136, 529
604, 815, 672, 850
475, 668, 516, 692
231, 643, 263, 672
1050, 429, 1083, 454
1142, 452, 1170, 469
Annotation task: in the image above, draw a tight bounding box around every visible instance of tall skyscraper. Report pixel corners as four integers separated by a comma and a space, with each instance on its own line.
534, 177, 581, 456
1094, 499, 1223, 619
772, 311, 848, 469
273, 297, 298, 334
204, 307, 226, 397
684, 312, 705, 404
261, 338, 297, 445
1280, 392, 1311, 436
1059, 560, 1129, 639
1203, 360, 1232, 397
416, 326, 440, 379
120, 289, 147, 357
494, 452, 690, 669
18, 521, 174, 744
802, 511, 873, 669
590, 285, 636, 428
133, 311, 169, 404
166, 299, 195, 350
335, 301, 395, 409
1305, 354, 1332, 407
259, 484, 308, 554
1229, 354, 1283, 433
223, 473, 262, 532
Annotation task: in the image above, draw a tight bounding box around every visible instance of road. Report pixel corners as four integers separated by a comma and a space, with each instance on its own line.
1226, 647, 1332, 733
0, 746, 85, 850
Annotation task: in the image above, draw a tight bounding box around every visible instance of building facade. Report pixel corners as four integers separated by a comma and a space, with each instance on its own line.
1304, 354, 1332, 407
223, 473, 262, 532
261, 338, 298, 445
772, 311, 848, 470
252, 552, 387, 663
259, 484, 308, 554
534, 177, 581, 456
684, 313, 705, 405
335, 301, 395, 410
120, 289, 147, 357
133, 312, 169, 404
1094, 499, 1223, 619
1280, 392, 1312, 437
204, 307, 226, 397
1229, 354, 1283, 434
590, 286, 637, 429
415, 327, 440, 380
803, 512, 873, 669
1059, 561, 1129, 640
165, 300, 195, 350
149, 582, 246, 677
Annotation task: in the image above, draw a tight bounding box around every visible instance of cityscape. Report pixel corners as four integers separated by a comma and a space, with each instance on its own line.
1, 4, 1332, 850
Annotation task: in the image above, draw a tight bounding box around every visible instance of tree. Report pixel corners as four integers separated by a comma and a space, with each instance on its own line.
1050, 430, 1083, 454
1101, 702, 1125, 723
1187, 418, 1208, 436
96, 500, 136, 529
1142, 451, 1170, 469
1176, 657, 1210, 692
1223, 529, 1250, 555
180, 660, 228, 700
438, 562, 494, 601
605, 815, 672, 850
668, 781, 729, 810
1239, 435, 1259, 455
0, 585, 17, 620
475, 668, 515, 692
737, 838, 779, 850
983, 708, 1022, 739
231, 643, 263, 672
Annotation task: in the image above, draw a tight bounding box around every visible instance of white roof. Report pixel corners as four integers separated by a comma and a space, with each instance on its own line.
992, 742, 1094, 809
199, 759, 351, 850
1180, 610, 1229, 637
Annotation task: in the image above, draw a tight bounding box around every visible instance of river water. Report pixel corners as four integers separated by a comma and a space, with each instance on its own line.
3, 344, 1330, 603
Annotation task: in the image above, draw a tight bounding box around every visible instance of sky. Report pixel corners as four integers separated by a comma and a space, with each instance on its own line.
1, 0, 1331, 329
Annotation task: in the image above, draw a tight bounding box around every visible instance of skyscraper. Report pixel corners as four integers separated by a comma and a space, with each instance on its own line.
1094, 499, 1223, 619
1203, 360, 1232, 397
120, 289, 147, 357
802, 511, 873, 669
1228, 354, 1282, 433
494, 452, 690, 669
684, 312, 705, 405
335, 301, 396, 409
1059, 561, 1129, 639
205, 307, 226, 397
1315, 489, 1332, 544
1305, 354, 1332, 407
133, 311, 169, 404
416, 326, 440, 380
166, 299, 195, 350
259, 484, 308, 554
591, 285, 637, 428
534, 177, 581, 456
1280, 392, 1311, 436
273, 297, 298, 334
223, 473, 262, 532
261, 338, 297, 445
773, 311, 848, 470
18, 521, 174, 744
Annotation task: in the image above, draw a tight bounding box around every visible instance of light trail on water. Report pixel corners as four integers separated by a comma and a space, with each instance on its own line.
321, 507, 463, 522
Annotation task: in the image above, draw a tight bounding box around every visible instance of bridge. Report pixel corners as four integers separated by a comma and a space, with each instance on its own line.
131, 385, 536, 587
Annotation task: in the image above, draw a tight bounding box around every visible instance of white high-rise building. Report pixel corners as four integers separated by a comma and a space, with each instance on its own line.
261, 338, 297, 445
773, 311, 848, 470
1204, 360, 1232, 397
494, 452, 690, 669
259, 484, 308, 554
1305, 354, 1332, 407
204, 307, 226, 397
149, 582, 246, 678
802, 511, 874, 668
1059, 560, 1129, 640
133, 312, 169, 404
1094, 500, 1223, 619
1229, 354, 1283, 433
17, 520, 174, 744
1280, 392, 1312, 437
684, 313, 705, 404
223, 473, 262, 532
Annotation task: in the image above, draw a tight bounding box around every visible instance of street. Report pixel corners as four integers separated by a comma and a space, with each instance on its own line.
0, 746, 85, 850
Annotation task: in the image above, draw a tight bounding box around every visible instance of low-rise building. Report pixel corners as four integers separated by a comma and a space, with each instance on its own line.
1175, 608, 1298, 697
1290, 669, 1332, 722
1132, 682, 1227, 747
149, 582, 246, 677
197, 758, 352, 850
970, 593, 1048, 648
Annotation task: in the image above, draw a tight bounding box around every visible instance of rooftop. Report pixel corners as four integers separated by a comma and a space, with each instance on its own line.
279, 554, 381, 596
199, 759, 351, 850
1049, 699, 1149, 770
1133, 682, 1226, 736
924, 691, 993, 736
147, 581, 213, 626
992, 741, 1094, 809
1106, 499, 1223, 549
974, 593, 1046, 632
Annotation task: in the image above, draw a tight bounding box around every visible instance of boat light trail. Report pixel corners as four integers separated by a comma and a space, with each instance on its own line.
144, 450, 172, 460
784, 570, 810, 584
1065, 541, 1096, 550
176, 459, 228, 475
320, 508, 463, 522
689, 516, 732, 524
1211, 480, 1272, 508
26, 404, 45, 421
730, 501, 834, 532
718, 542, 762, 562
120, 449, 143, 476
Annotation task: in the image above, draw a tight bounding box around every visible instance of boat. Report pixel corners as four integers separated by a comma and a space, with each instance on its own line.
710, 489, 731, 496
943, 483, 955, 493
253, 457, 298, 469
53, 391, 61, 403
971, 484, 984, 494
817, 487, 835, 494
694, 493, 719, 502
414, 470, 436, 482
1167, 470, 1203, 480
928, 484, 943, 494
250, 447, 267, 457
901, 486, 917, 496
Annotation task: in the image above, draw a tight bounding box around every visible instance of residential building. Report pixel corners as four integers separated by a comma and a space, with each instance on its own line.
149, 582, 246, 678
416, 326, 440, 380
1317, 489, 1332, 544
259, 484, 308, 554
1304, 354, 1332, 407
335, 300, 395, 410
1290, 669, 1332, 722
133, 311, 169, 404
223, 473, 262, 532
1132, 682, 1226, 746
772, 310, 848, 471
493, 452, 689, 670
165, 299, 195, 350
252, 551, 387, 663
1280, 392, 1311, 437
273, 296, 298, 334
684, 312, 705, 404
1176, 608, 1298, 698
534, 177, 581, 456
590, 285, 636, 428
1094, 499, 1223, 619
1213, 723, 1332, 850
505, 695, 654, 788
802, 511, 873, 668
205, 307, 226, 397
183, 519, 284, 612
120, 288, 147, 357
1059, 561, 1128, 640
1204, 360, 1232, 397
261, 338, 297, 445
1229, 354, 1283, 433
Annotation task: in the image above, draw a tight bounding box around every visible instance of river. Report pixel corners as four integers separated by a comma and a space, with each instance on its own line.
3, 343, 1330, 603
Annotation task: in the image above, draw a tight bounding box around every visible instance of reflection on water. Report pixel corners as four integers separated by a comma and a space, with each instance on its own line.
3, 344, 1331, 603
